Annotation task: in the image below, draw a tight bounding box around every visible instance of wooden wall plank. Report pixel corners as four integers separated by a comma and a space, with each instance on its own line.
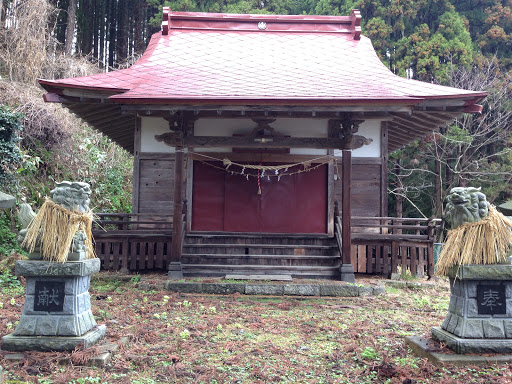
147, 242, 155, 270
156, 242, 165, 269
112, 242, 120, 270
132, 119, 141, 214
366, 245, 373, 273
375, 246, 382, 274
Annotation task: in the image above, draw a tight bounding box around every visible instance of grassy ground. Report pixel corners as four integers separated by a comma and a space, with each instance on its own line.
1, 273, 511, 383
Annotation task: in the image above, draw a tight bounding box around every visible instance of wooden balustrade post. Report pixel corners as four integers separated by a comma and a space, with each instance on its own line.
427, 217, 435, 278
168, 146, 184, 279
340, 149, 355, 282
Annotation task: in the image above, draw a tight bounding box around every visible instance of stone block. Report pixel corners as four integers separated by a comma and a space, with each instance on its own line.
448, 265, 512, 280
466, 299, 490, 318
448, 295, 456, 313
467, 281, 478, 298
164, 282, 203, 293
78, 313, 88, 334
432, 326, 512, 354
283, 284, 320, 296
372, 285, 386, 296
451, 279, 462, 297
16, 259, 100, 277
22, 296, 35, 315
483, 320, 505, 338
506, 283, 512, 299
26, 279, 35, 295
454, 297, 464, 316
358, 286, 373, 296
441, 312, 452, 331
245, 284, 283, 296
62, 295, 76, 315
88, 311, 97, 328
503, 319, 512, 338
320, 285, 359, 297
76, 293, 87, 313
202, 283, 245, 295
453, 317, 464, 337
80, 276, 91, 294
58, 317, 79, 336
506, 299, 512, 316
36, 317, 59, 336
65, 278, 77, 295
81, 311, 93, 333
13, 317, 37, 336
447, 313, 459, 334
1, 325, 106, 352
463, 319, 484, 338
339, 264, 355, 283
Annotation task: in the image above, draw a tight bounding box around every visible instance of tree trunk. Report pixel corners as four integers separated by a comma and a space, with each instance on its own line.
116, 0, 128, 65
99, 0, 105, 67
134, 0, 145, 54
108, 0, 116, 68
64, 0, 77, 55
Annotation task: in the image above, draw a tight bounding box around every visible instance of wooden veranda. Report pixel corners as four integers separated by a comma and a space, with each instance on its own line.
92, 207, 440, 278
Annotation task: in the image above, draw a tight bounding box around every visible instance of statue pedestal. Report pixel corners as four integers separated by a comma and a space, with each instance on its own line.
432, 264, 512, 354
1, 259, 105, 352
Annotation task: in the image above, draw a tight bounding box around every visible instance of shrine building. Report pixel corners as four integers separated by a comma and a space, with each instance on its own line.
38, 9, 486, 280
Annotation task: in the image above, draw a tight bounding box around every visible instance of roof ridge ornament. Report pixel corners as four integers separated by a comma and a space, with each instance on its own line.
350, 9, 361, 40
162, 6, 170, 35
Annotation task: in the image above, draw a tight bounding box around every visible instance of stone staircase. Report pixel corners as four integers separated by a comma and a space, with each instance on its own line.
181, 232, 341, 279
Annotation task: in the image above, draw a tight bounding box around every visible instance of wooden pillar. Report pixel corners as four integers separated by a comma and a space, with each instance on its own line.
168, 146, 184, 279
340, 149, 355, 282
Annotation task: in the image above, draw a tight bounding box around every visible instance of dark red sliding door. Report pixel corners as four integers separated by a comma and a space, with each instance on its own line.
192, 161, 327, 233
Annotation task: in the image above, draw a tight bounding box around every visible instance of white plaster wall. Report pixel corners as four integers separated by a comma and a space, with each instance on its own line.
140, 117, 381, 157
194, 118, 329, 155
140, 117, 175, 153
334, 120, 381, 158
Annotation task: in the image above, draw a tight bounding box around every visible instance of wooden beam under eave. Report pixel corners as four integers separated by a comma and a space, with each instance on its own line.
392, 114, 438, 132
84, 113, 133, 126
391, 116, 436, 134
97, 125, 135, 139
390, 120, 432, 137
121, 104, 414, 114
189, 152, 330, 164
396, 113, 449, 131
156, 134, 362, 150
71, 106, 121, 120
388, 137, 405, 150
388, 125, 423, 142
429, 111, 462, 123
100, 116, 136, 129
410, 111, 454, 126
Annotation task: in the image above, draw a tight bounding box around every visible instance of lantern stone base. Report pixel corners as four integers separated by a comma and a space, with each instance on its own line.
432, 264, 512, 354
1, 325, 106, 352
432, 327, 512, 354
0, 259, 105, 352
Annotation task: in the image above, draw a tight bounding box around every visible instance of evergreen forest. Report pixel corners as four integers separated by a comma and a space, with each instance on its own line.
0, 0, 511, 259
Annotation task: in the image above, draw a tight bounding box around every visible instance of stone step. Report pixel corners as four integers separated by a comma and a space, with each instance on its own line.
182, 263, 340, 279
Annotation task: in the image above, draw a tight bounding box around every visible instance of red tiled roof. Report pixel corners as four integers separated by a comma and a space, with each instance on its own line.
39, 10, 485, 106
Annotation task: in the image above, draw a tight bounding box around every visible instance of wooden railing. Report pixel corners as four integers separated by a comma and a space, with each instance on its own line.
93, 208, 440, 276
350, 216, 441, 277
92, 213, 174, 271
